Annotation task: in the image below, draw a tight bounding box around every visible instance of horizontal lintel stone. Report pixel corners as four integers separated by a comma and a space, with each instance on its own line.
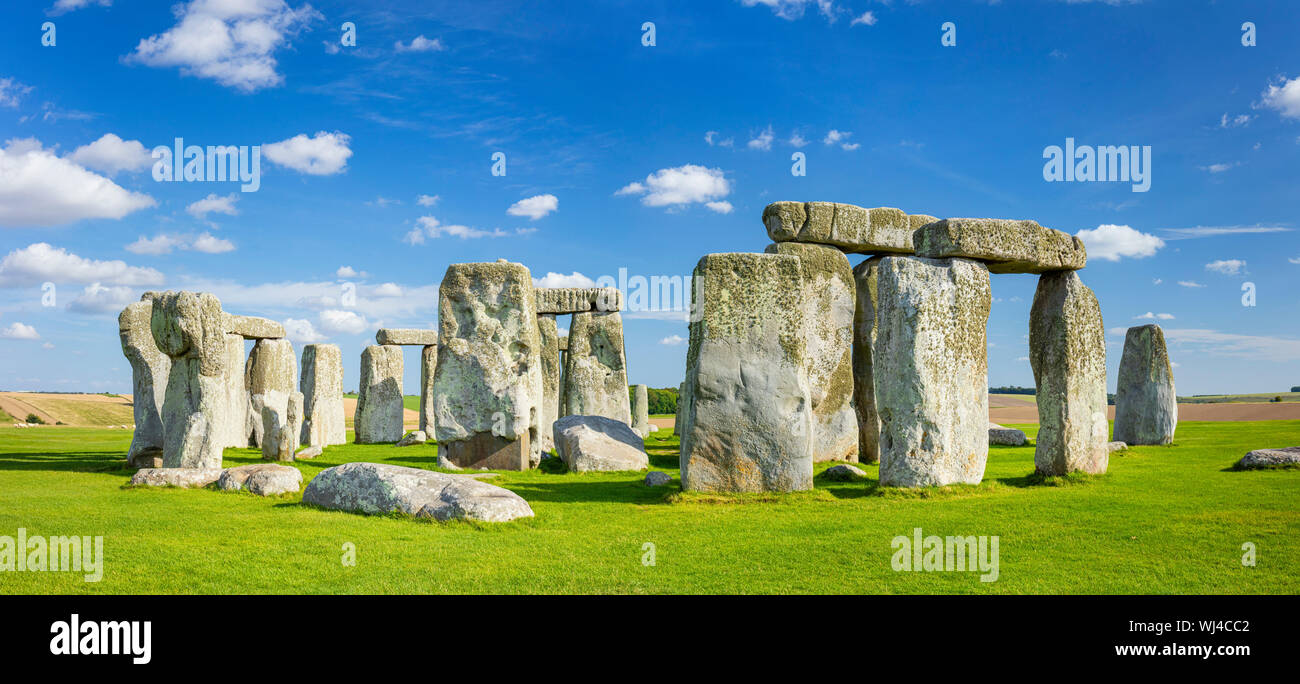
375, 328, 440, 346
535, 287, 623, 313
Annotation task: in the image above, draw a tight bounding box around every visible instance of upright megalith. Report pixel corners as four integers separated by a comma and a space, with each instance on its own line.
300, 343, 345, 446
355, 345, 404, 444
260, 389, 303, 461
851, 257, 883, 464
432, 261, 543, 469
149, 291, 230, 469
244, 338, 297, 446
765, 242, 858, 463
220, 333, 247, 449
1114, 324, 1177, 445
1029, 271, 1109, 475
874, 257, 991, 487
631, 384, 650, 436
419, 344, 437, 438
680, 253, 813, 493
673, 381, 684, 436
536, 314, 561, 452
119, 298, 170, 468
563, 311, 632, 424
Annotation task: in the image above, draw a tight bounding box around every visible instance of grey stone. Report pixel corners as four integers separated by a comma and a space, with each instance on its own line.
1030, 271, 1109, 475
1236, 446, 1300, 469
355, 345, 404, 444
396, 430, 427, 447
553, 414, 649, 472
535, 287, 623, 314
823, 464, 868, 481
562, 311, 632, 425
913, 218, 1087, 274
989, 425, 1028, 446
418, 344, 437, 438
874, 257, 990, 487
244, 338, 296, 447
302, 462, 534, 522
645, 471, 672, 486
1107, 441, 1128, 453
1114, 324, 1177, 446
852, 257, 882, 464
119, 298, 170, 468
130, 467, 223, 488
631, 384, 650, 436
376, 328, 439, 346
537, 314, 561, 453
220, 333, 247, 448
558, 335, 568, 352
680, 253, 814, 493
674, 381, 684, 437
766, 242, 858, 463
218, 463, 302, 495
150, 291, 229, 469
258, 390, 302, 461
295, 444, 324, 460
763, 201, 915, 255
300, 343, 346, 447
224, 314, 285, 339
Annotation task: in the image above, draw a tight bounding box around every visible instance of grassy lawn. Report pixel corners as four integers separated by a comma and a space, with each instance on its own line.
0, 420, 1297, 594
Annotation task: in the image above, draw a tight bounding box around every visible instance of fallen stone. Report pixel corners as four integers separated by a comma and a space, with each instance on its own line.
355, 344, 404, 444
553, 415, 649, 472
764, 201, 916, 255
562, 311, 632, 424
375, 328, 439, 346
630, 383, 650, 436
396, 430, 427, 447
418, 344, 437, 438
300, 343, 346, 447
218, 463, 302, 495
852, 257, 883, 464
537, 314, 562, 453
295, 444, 324, 460
119, 298, 170, 468
645, 471, 672, 486
1236, 447, 1300, 469
822, 464, 868, 481
130, 467, 223, 488
535, 287, 624, 314
436, 454, 461, 471
989, 425, 1029, 446
225, 314, 285, 339
302, 462, 534, 522
150, 291, 229, 469
1107, 441, 1128, 453
1113, 324, 1177, 446
912, 218, 1087, 274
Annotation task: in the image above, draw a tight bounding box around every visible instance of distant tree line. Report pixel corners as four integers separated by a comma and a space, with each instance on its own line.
1293, 386, 1300, 393
989, 386, 1036, 395
630, 386, 679, 414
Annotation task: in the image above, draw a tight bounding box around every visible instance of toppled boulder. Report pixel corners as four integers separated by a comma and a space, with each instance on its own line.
989, 424, 1028, 446
645, 471, 672, 486
1236, 447, 1300, 469
295, 445, 324, 460
913, 218, 1087, 274
822, 464, 868, 481
130, 468, 223, 488
302, 462, 534, 522
218, 463, 302, 495
1107, 441, 1129, 453
396, 430, 427, 447
554, 415, 649, 472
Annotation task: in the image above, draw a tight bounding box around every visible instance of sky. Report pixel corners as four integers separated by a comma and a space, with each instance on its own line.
0, 0, 1298, 397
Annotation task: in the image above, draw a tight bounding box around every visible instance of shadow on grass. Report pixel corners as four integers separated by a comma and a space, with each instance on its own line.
0, 451, 128, 474
506, 478, 675, 505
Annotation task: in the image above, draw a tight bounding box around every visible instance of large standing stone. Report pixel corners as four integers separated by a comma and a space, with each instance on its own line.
673, 381, 684, 436
631, 384, 650, 436
244, 338, 296, 446
432, 261, 542, 469
562, 311, 632, 425
913, 218, 1087, 274
1113, 324, 1177, 445
119, 298, 170, 468
150, 291, 229, 469
219, 333, 247, 449
874, 257, 991, 487
260, 389, 303, 461
537, 314, 561, 452
852, 257, 882, 464
680, 253, 813, 493
303, 462, 534, 522
553, 415, 649, 472
355, 345, 404, 444
418, 344, 437, 438
1029, 271, 1109, 475
766, 242, 858, 463
300, 343, 346, 446
763, 202, 916, 255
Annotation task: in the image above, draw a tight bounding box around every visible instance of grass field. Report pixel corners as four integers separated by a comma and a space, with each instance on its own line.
0, 420, 1297, 594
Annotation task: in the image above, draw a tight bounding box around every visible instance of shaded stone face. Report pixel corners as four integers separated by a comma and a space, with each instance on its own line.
766, 242, 858, 463
1029, 271, 1109, 475
149, 291, 229, 469
244, 338, 297, 447
851, 257, 883, 464
433, 261, 542, 469
119, 299, 170, 467
631, 384, 650, 436
680, 252, 813, 493
355, 344, 404, 444
874, 257, 990, 487
562, 311, 632, 425
912, 218, 1087, 274
763, 201, 917, 255
535, 287, 623, 314
300, 343, 346, 447
1113, 324, 1177, 445
376, 328, 440, 346
418, 344, 438, 438
536, 314, 561, 453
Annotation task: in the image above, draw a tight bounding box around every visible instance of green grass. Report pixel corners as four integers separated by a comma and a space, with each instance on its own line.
343, 393, 421, 412
0, 421, 1297, 594
1179, 392, 1300, 404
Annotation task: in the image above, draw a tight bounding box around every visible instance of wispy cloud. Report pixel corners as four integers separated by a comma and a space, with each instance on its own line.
1160, 225, 1291, 239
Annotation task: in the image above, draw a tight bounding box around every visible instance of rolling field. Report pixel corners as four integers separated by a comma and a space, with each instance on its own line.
0, 419, 1297, 594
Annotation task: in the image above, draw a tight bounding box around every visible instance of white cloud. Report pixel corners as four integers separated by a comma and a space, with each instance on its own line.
1259, 75, 1300, 119
1219, 113, 1252, 128
840, 142, 860, 151
127, 0, 321, 92
1134, 312, 1175, 321
0, 243, 163, 287
48, 0, 111, 15
336, 265, 367, 278
1162, 225, 1291, 239
741, 0, 836, 22
1153, 278, 1163, 285
660, 334, 686, 346
1074, 224, 1165, 261
788, 132, 808, 148
125, 232, 234, 255
371, 282, 402, 297
823, 129, 850, 145
533, 272, 596, 289
850, 11, 877, 26
1205, 259, 1246, 276
748, 126, 774, 151
616, 164, 731, 210
283, 317, 324, 343
191, 232, 236, 253
0, 138, 156, 227
416, 194, 439, 207
404, 216, 529, 243
67, 134, 152, 176
0, 322, 39, 340
1155, 328, 1300, 363
1199, 162, 1239, 174
706, 201, 733, 214
395, 35, 445, 52
507, 194, 558, 220
263, 131, 352, 175
318, 309, 369, 335
1289, 257, 1300, 265
704, 131, 734, 148
186, 192, 239, 218
0, 78, 32, 108
67, 282, 136, 314
1178, 281, 1205, 288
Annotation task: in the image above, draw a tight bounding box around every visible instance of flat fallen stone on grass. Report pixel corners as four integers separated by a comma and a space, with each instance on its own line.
396, 430, 427, 447
218, 464, 302, 495
645, 471, 672, 486
989, 424, 1028, 446
1107, 441, 1128, 453
763, 201, 916, 255
130, 468, 224, 488
554, 415, 648, 472
1236, 446, 1300, 469
302, 462, 534, 522
913, 218, 1087, 274
822, 464, 867, 481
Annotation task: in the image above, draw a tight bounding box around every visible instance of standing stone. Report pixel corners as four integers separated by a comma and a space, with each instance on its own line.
149, 291, 229, 469
536, 314, 561, 452
355, 345, 404, 444
1030, 271, 1109, 475
432, 261, 543, 469
244, 338, 297, 447
874, 257, 991, 487
220, 333, 247, 448
119, 298, 170, 468
1114, 324, 1177, 445
766, 242, 858, 463
631, 384, 650, 436
680, 253, 813, 493
300, 343, 345, 447
562, 311, 632, 425
852, 257, 883, 464
260, 389, 302, 461
673, 381, 684, 436
418, 344, 438, 439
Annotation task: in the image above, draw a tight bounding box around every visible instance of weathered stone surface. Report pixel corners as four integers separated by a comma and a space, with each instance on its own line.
553, 415, 649, 472
913, 218, 1087, 274
130, 467, 223, 488
295, 444, 324, 460
1107, 441, 1128, 453
1030, 271, 1109, 475
909, 214, 938, 231
259, 390, 302, 461
631, 384, 650, 436
218, 463, 302, 495
376, 328, 439, 346
535, 287, 623, 314
558, 335, 568, 352
1113, 324, 1177, 446
766, 242, 858, 463
763, 202, 915, 255
244, 338, 297, 447
150, 291, 229, 469
1236, 446, 1300, 469
680, 253, 813, 493
874, 257, 990, 487
823, 464, 868, 481
224, 314, 285, 339
300, 343, 346, 447
119, 299, 170, 468
220, 333, 247, 448
396, 430, 427, 447
537, 314, 561, 453
418, 344, 437, 437
355, 345, 404, 444
433, 261, 542, 469
302, 462, 534, 522
989, 424, 1028, 446
562, 311, 632, 425
852, 257, 882, 464
645, 471, 672, 486
673, 381, 684, 437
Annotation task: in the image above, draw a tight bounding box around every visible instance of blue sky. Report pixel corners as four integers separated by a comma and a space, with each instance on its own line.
0, 0, 1297, 396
